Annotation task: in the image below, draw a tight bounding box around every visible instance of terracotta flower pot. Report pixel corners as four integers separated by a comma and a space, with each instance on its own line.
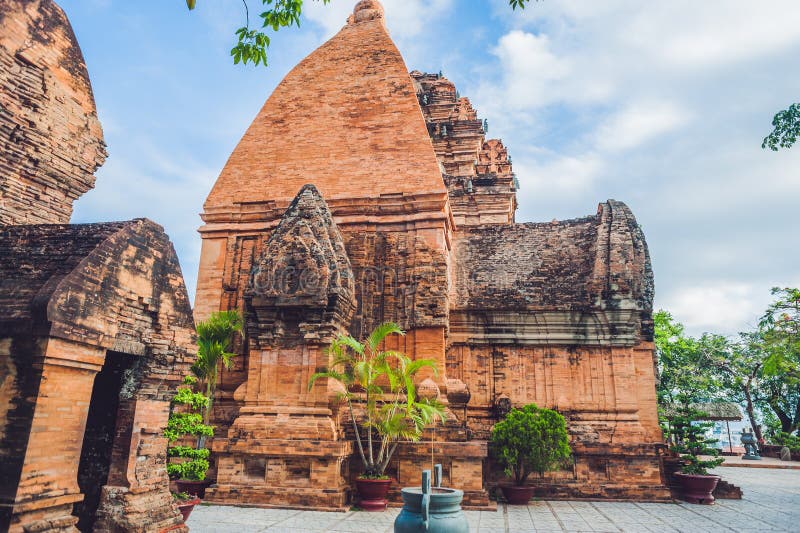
357, 477, 392, 511
500, 485, 534, 505
176, 496, 201, 521
175, 479, 211, 498
674, 472, 720, 505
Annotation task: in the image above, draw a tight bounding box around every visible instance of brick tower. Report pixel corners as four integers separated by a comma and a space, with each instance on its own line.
198, 0, 489, 509
197, 0, 669, 509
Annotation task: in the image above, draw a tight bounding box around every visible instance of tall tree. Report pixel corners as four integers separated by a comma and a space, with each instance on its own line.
757, 287, 800, 436
707, 333, 767, 441
759, 287, 800, 380
654, 310, 721, 405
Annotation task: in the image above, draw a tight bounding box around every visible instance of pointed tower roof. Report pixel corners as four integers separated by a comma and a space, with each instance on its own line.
204, 0, 445, 213
248, 184, 355, 307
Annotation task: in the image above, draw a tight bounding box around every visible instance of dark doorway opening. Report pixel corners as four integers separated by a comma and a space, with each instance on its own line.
73, 351, 135, 532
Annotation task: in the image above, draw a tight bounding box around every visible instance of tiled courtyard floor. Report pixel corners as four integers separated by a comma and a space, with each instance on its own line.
187, 467, 800, 532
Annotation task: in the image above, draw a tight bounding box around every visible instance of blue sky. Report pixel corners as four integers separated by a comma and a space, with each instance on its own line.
62, 0, 800, 337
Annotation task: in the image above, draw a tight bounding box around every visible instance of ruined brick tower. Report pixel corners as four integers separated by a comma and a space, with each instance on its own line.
0, 2, 196, 531
196, 0, 669, 509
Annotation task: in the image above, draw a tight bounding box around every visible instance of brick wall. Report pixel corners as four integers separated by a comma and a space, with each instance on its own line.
0, 0, 106, 225
0, 220, 195, 532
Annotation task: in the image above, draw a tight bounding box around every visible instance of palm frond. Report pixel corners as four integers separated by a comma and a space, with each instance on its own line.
366, 322, 404, 352
333, 335, 365, 356
406, 358, 439, 377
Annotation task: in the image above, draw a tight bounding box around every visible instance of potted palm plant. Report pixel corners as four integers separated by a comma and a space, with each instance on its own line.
191, 310, 243, 426
309, 322, 447, 511
490, 403, 571, 505
670, 403, 725, 504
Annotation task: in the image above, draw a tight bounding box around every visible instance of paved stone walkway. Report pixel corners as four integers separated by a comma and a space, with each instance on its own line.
187, 467, 800, 532
719, 455, 800, 470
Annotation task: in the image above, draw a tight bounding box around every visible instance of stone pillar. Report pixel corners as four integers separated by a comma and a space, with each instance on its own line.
94, 397, 186, 533
5, 338, 104, 533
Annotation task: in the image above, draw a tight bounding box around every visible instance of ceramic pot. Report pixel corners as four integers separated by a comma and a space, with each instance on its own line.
394, 486, 468, 533
500, 485, 534, 505
175, 479, 211, 498
674, 472, 720, 504
176, 496, 201, 521
357, 477, 392, 511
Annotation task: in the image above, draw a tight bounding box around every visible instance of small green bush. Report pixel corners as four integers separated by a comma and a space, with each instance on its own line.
771, 432, 800, 454
669, 404, 724, 475
489, 403, 571, 486
168, 446, 211, 460
165, 384, 215, 481
164, 413, 214, 443
167, 459, 210, 481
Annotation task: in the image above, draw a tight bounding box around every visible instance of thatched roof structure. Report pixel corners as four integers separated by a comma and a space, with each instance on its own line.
662, 402, 742, 421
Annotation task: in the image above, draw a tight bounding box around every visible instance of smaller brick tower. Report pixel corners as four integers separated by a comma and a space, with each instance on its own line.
411, 72, 517, 226
210, 185, 357, 509
0, 2, 197, 532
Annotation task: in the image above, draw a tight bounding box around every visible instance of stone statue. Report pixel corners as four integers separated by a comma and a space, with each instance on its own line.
740, 428, 761, 460
780, 446, 792, 461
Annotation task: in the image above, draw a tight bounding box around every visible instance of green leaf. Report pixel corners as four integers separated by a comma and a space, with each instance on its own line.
366, 322, 404, 352
763, 103, 800, 151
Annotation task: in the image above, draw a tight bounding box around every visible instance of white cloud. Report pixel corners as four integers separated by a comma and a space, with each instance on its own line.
623, 1, 800, 70
596, 101, 691, 152
659, 283, 766, 336
488, 31, 569, 109
515, 152, 602, 195
497, 0, 800, 71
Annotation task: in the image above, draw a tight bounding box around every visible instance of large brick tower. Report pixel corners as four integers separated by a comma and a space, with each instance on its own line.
196, 0, 669, 509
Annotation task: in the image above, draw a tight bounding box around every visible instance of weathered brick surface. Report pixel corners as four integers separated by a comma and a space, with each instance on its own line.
0, 0, 106, 225
0, 220, 195, 532
412, 72, 517, 227
196, 0, 668, 510
203, 0, 445, 214
452, 200, 652, 313
345, 231, 449, 338
447, 199, 666, 500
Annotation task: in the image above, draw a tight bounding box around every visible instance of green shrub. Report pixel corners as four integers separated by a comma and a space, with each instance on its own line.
669, 404, 724, 475
168, 446, 211, 460
489, 403, 571, 486
167, 459, 210, 481
771, 432, 800, 454
173, 386, 210, 411
165, 384, 215, 481
164, 413, 214, 443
